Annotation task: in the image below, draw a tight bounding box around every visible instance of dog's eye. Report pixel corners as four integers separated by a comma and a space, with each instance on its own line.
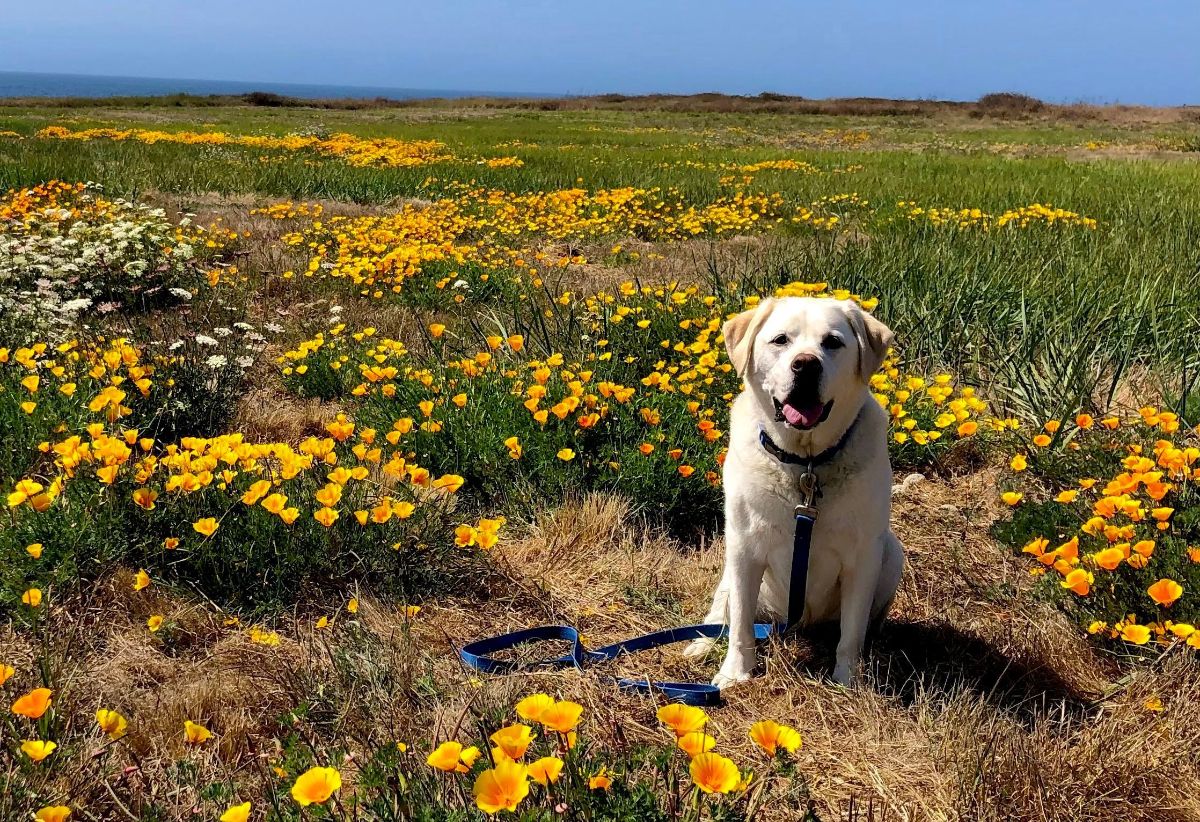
769, 334, 789, 346
822, 334, 845, 350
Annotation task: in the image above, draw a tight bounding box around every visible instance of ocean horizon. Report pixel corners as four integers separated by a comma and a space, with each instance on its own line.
0, 70, 538, 101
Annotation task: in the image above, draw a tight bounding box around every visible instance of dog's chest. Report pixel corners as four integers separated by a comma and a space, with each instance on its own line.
752, 452, 856, 513
730, 445, 881, 553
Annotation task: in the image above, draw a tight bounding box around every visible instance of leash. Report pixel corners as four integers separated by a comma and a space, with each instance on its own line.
459, 420, 856, 706
460, 622, 777, 705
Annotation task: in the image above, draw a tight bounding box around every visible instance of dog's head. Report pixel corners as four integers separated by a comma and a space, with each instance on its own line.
723, 297, 893, 431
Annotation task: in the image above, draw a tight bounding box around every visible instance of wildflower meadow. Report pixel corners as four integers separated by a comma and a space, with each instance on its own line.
1, 96, 1199, 821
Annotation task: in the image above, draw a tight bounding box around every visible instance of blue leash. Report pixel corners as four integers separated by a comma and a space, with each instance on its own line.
459, 622, 779, 706
459, 498, 816, 706
459, 426, 839, 706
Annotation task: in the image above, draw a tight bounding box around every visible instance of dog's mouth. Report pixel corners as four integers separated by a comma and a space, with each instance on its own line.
773, 394, 833, 430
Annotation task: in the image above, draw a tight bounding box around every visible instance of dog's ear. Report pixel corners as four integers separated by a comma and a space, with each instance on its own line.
723, 298, 775, 377
846, 303, 894, 380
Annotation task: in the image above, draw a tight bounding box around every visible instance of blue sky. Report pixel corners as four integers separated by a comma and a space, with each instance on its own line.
3, 1, 1197, 104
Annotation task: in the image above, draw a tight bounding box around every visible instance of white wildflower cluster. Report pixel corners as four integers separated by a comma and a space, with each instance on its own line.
0, 183, 217, 342
167, 323, 269, 374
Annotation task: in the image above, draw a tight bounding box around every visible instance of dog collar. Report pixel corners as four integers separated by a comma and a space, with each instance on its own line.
758, 405, 862, 469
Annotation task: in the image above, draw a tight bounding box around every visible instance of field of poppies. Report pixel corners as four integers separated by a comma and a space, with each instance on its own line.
2, 98, 1200, 821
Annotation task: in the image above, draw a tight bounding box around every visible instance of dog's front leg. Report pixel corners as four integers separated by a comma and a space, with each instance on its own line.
683, 576, 728, 659
832, 538, 884, 686
712, 544, 765, 689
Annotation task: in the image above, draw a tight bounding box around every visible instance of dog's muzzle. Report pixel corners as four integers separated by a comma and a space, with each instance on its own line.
774, 354, 831, 429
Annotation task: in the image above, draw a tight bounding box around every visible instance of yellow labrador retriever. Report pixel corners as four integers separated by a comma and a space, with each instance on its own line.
686, 296, 904, 687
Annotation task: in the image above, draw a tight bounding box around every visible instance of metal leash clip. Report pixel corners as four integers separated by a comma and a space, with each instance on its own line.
794, 468, 819, 519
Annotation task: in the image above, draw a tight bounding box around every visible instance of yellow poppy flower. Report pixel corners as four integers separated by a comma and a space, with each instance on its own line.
1091, 547, 1124, 571
588, 766, 612, 790
219, 803, 251, 822
95, 708, 128, 740
677, 731, 716, 758
291, 766, 342, 806
527, 755, 564, 786
184, 720, 212, 744
515, 693, 555, 723
657, 703, 707, 737
21, 740, 57, 762
538, 700, 583, 733
132, 488, 157, 510
1121, 624, 1151, 644
749, 719, 802, 755
431, 474, 465, 493
192, 517, 218, 537
427, 740, 481, 773
473, 756, 530, 813
489, 724, 533, 760
1060, 569, 1093, 596
690, 752, 741, 794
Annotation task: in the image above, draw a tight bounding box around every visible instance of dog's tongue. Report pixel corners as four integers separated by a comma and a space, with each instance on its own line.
782, 401, 824, 428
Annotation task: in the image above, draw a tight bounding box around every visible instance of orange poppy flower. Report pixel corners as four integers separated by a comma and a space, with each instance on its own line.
657, 703, 708, 737
690, 752, 741, 794
749, 720, 802, 755
1148, 578, 1183, 607
473, 757, 529, 813
527, 756, 563, 786
12, 688, 53, 719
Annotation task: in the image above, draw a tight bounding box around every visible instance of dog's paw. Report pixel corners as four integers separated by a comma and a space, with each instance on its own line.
891, 472, 925, 498
831, 664, 854, 687
682, 637, 717, 659
711, 668, 754, 690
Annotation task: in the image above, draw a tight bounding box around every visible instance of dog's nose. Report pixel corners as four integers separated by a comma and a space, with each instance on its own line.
791, 354, 821, 376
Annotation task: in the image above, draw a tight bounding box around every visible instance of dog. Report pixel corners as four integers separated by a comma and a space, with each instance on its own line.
684, 296, 904, 688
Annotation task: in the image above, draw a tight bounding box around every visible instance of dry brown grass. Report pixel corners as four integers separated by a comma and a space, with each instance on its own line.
10, 467, 1198, 820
